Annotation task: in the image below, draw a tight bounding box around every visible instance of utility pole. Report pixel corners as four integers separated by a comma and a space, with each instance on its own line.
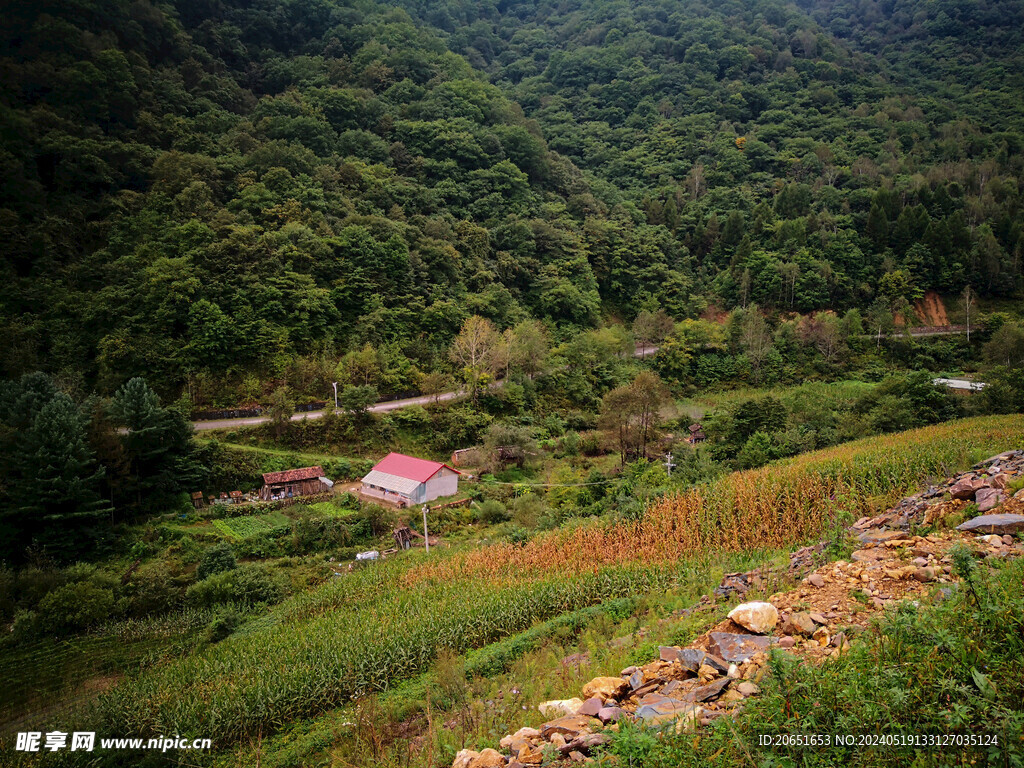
332, 382, 338, 410
663, 452, 677, 477
422, 504, 430, 553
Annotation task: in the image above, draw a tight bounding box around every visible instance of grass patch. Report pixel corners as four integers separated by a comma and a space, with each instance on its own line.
302, 501, 356, 519
678, 380, 876, 416
208, 511, 294, 539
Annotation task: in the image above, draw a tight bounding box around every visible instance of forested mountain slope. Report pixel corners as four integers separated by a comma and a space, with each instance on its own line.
0, 0, 1021, 398
406, 0, 1023, 299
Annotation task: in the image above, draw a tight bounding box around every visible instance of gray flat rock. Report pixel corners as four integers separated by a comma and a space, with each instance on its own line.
957, 514, 1024, 535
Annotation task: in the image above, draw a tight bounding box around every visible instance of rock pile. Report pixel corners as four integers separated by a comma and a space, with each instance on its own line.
714, 543, 823, 600
852, 449, 1024, 535
451, 455, 1024, 768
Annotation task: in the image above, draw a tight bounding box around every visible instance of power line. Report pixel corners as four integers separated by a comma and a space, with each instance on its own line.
469, 478, 617, 488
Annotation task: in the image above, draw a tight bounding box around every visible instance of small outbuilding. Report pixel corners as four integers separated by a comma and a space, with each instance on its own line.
259, 466, 329, 501
360, 452, 460, 508
933, 377, 986, 395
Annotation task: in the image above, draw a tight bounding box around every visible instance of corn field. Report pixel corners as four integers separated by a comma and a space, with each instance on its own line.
86, 415, 1022, 749
406, 415, 1024, 583
92, 563, 682, 744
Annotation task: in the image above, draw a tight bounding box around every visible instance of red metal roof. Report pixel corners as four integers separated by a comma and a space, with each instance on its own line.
262, 466, 324, 485
371, 452, 459, 483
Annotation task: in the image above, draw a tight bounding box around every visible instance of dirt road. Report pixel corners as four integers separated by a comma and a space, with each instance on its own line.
192, 345, 659, 431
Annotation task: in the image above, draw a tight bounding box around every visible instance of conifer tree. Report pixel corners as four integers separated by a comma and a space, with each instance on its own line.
109, 377, 200, 514
14, 393, 111, 559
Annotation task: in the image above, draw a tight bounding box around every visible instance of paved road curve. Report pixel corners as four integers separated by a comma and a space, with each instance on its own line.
192, 345, 660, 431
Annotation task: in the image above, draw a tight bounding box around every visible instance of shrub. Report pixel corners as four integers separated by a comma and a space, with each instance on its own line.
477, 499, 511, 525
126, 564, 186, 616
11, 609, 39, 640
353, 503, 397, 537
37, 582, 117, 634
0, 566, 15, 620
13, 566, 64, 609
540, 413, 565, 437
197, 543, 237, 580
335, 492, 360, 509
507, 527, 529, 546
185, 565, 287, 608
429, 649, 468, 708
559, 430, 582, 457
205, 607, 242, 643
580, 433, 602, 455
293, 518, 353, 553
510, 493, 549, 529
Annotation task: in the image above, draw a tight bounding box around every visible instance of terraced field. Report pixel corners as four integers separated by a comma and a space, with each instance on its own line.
85, 416, 1023, 752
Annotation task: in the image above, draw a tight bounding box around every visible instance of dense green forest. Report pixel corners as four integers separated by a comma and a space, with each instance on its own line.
1, 0, 1022, 405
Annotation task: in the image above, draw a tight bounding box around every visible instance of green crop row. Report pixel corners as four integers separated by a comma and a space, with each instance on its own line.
211, 515, 276, 540
92, 563, 686, 745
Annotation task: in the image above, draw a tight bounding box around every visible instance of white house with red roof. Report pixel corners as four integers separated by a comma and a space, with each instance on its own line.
360, 452, 460, 507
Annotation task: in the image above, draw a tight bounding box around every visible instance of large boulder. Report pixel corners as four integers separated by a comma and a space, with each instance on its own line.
636, 693, 699, 719
576, 696, 603, 717
957, 513, 1024, 535
727, 602, 779, 634
516, 744, 543, 765
658, 646, 726, 673
684, 677, 731, 702
557, 733, 611, 757
499, 727, 541, 753
455, 750, 507, 768
582, 676, 629, 701
737, 681, 760, 696
987, 474, 1010, 489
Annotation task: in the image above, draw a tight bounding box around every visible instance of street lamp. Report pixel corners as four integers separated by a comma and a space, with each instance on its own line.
332, 382, 338, 410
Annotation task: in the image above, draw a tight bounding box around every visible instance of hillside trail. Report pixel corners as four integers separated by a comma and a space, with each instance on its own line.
454, 451, 1024, 768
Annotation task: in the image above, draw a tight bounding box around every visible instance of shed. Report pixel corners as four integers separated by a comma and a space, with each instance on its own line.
933, 378, 986, 394
360, 452, 460, 507
451, 446, 483, 467
259, 466, 329, 501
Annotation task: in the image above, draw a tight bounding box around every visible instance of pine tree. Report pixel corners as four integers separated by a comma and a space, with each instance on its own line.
865, 202, 890, 251
14, 393, 111, 559
109, 377, 200, 514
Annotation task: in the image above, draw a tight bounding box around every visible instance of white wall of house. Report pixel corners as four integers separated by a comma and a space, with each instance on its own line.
422, 468, 458, 502
360, 467, 458, 506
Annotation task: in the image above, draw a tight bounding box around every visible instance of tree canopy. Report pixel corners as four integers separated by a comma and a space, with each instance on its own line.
0, 0, 1020, 407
